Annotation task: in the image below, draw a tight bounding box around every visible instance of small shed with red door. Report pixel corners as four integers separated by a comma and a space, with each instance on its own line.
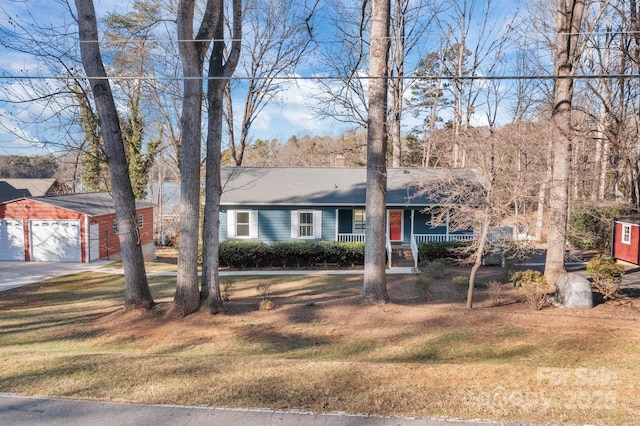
0, 192, 154, 263
611, 214, 640, 264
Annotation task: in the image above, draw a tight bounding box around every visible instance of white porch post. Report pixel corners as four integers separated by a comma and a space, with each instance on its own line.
386, 209, 389, 239
411, 209, 414, 244
446, 209, 450, 241
335, 208, 339, 241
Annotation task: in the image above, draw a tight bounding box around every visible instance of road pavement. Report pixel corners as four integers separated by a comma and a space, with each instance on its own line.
0, 394, 534, 426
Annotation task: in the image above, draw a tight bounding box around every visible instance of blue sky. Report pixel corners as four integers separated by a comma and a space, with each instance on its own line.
0, 0, 525, 157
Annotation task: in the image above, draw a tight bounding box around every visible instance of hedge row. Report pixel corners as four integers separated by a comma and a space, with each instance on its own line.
211, 241, 365, 269
417, 240, 472, 262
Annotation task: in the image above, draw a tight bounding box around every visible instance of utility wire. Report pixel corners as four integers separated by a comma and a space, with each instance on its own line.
1, 73, 639, 81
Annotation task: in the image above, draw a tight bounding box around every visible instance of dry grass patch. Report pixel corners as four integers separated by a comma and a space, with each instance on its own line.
1, 268, 640, 424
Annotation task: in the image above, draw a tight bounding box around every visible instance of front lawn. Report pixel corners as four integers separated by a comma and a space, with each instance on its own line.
0, 268, 638, 424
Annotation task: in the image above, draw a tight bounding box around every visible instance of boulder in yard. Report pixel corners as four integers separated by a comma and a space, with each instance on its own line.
555, 273, 593, 308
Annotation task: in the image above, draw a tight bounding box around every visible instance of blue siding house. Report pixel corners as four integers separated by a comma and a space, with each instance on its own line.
220, 167, 475, 267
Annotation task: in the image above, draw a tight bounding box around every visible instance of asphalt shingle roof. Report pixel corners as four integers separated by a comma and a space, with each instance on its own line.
220, 167, 477, 206
0, 178, 57, 203
28, 192, 154, 216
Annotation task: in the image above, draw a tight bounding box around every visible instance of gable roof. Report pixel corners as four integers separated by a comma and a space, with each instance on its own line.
220, 167, 478, 206
615, 214, 640, 225
0, 178, 58, 203
2, 192, 154, 216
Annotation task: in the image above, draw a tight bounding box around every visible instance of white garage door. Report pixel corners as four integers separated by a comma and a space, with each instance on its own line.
0, 219, 25, 261
30, 220, 82, 262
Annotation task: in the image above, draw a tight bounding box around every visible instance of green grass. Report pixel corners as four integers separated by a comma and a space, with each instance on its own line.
1, 271, 639, 424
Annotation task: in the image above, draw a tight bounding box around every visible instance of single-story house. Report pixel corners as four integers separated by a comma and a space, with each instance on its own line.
0, 192, 154, 263
0, 178, 63, 203
611, 215, 640, 264
220, 167, 476, 267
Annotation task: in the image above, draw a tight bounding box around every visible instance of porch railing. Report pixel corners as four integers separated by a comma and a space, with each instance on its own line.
337, 233, 366, 242
413, 234, 475, 244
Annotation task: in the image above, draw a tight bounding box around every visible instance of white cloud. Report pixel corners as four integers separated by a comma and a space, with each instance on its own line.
249, 110, 272, 131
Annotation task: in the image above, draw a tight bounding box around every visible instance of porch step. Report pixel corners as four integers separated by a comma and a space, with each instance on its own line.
391, 245, 415, 267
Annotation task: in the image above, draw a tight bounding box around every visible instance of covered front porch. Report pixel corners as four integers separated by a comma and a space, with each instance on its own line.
334, 208, 475, 267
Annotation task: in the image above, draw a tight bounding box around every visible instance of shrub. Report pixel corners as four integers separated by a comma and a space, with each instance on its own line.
511, 269, 546, 288
415, 277, 433, 301
218, 241, 365, 268
418, 259, 448, 278
568, 211, 605, 250
221, 279, 236, 301
218, 241, 273, 268
257, 282, 275, 311
340, 242, 366, 266
569, 206, 630, 250
271, 242, 299, 267
417, 240, 471, 262
511, 269, 551, 310
587, 255, 625, 300
486, 280, 503, 306
452, 275, 469, 298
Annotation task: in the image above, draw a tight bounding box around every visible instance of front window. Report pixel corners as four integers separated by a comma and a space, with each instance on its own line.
112, 219, 119, 234
354, 209, 366, 234
236, 211, 251, 238
622, 224, 631, 245
299, 212, 314, 237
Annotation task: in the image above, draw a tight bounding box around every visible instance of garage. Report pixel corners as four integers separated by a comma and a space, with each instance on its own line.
1, 192, 154, 263
30, 220, 81, 262
0, 219, 25, 261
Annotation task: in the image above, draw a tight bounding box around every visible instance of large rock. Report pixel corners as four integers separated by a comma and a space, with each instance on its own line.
555, 273, 593, 308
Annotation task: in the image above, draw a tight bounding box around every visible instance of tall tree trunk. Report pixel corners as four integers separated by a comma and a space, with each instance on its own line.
75, 0, 154, 310
362, 0, 391, 304
172, 0, 219, 316
390, 0, 405, 167
544, 0, 585, 286
201, 0, 242, 314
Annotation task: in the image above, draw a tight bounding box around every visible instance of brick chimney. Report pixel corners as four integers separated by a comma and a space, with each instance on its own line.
334, 153, 346, 167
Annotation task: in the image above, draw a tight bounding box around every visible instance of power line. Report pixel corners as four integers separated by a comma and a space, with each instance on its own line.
1, 73, 640, 81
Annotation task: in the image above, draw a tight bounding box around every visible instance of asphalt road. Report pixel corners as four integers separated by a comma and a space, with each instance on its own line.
0, 394, 514, 426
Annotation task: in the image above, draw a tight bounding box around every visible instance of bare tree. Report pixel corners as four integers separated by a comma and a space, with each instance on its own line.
544, 0, 587, 286
312, 0, 371, 127
201, 0, 242, 313
225, 0, 312, 166
362, 0, 391, 304
74, 0, 154, 309
388, 0, 435, 167
172, 0, 219, 317
0, 1, 99, 188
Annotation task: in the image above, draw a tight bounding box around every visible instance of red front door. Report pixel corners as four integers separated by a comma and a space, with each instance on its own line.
389, 210, 403, 241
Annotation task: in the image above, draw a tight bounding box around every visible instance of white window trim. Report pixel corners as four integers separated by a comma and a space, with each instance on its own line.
353, 209, 366, 234
227, 210, 259, 239
291, 210, 322, 239
622, 223, 632, 245
137, 214, 144, 228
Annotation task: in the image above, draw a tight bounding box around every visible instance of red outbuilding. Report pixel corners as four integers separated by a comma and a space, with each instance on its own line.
0, 192, 155, 263
611, 214, 640, 265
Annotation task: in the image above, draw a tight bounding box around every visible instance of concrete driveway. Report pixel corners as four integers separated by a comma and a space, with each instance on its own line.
0, 260, 113, 292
